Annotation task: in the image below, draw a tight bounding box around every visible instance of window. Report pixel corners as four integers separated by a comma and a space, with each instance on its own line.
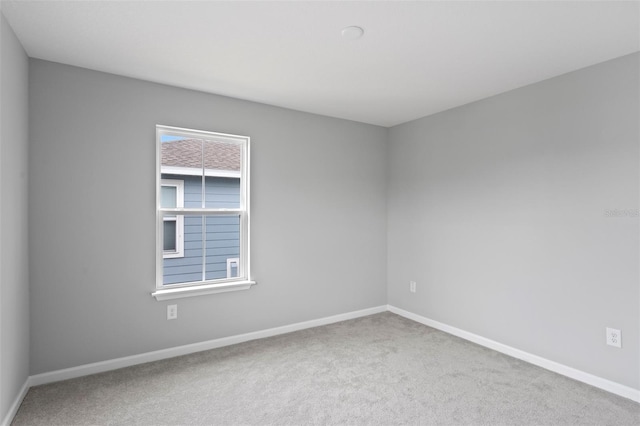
227, 258, 239, 278
161, 179, 184, 258
153, 125, 254, 300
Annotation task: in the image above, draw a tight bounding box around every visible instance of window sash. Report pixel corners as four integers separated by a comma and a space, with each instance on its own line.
158, 212, 248, 287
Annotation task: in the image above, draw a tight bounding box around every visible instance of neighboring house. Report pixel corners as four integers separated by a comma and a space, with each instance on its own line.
161, 139, 241, 285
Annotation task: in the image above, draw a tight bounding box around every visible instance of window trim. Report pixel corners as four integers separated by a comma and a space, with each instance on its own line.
161, 179, 184, 259
153, 125, 254, 300
152, 280, 255, 301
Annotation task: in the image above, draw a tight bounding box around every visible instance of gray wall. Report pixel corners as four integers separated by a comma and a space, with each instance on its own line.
388, 53, 639, 389
28, 59, 388, 374
0, 12, 30, 421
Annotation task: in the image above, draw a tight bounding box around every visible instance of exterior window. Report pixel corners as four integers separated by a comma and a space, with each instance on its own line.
155, 125, 251, 293
227, 258, 239, 278
161, 179, 184, 258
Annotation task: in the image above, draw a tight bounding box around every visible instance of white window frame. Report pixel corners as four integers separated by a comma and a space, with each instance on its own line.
153, 125, 255, 301
161, 179, 184, 259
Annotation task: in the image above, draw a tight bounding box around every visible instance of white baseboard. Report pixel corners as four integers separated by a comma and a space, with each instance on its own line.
387, 304, 640, 403
1, 379, 29, 426
29, 305, 387, 387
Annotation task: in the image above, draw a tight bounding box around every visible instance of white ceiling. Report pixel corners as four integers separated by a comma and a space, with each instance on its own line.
2, 1, 639, 127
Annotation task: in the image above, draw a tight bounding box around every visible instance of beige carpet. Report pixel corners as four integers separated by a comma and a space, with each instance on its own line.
12, 312, 640, 425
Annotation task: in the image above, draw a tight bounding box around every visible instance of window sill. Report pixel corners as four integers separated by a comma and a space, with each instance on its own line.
152, 280, 256, 301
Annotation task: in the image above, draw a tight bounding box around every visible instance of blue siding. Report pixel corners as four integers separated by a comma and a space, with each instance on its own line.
162, 175, 240, 285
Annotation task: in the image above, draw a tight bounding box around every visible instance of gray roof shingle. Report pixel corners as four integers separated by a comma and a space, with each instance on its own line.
162, 139, 240, 171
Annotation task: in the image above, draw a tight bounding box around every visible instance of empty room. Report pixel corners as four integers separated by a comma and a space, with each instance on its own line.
1, 1, 639, 425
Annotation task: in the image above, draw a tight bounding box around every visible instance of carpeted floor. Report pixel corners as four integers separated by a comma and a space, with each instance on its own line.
12, 312, 640, 425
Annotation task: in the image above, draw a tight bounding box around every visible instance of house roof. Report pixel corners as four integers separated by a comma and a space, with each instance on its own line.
161, 139, 240, 172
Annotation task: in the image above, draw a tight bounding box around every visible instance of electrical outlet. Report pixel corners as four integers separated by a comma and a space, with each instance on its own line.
167, 304, 178, 320
606, 327, 621, 348
409, 281, 416, 293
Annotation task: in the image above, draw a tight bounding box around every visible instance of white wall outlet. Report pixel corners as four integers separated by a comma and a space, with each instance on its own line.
409, 281, 416, 293
606, 327, 621, 348
167, 304, 178, 320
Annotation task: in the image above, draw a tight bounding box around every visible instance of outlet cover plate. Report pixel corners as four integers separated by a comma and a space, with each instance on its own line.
167, 304, 178, 320
606, 327, 621, 348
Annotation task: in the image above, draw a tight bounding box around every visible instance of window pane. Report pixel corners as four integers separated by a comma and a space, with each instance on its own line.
161, 186, 177, 208
204, 140, 241, 208
163, 215, 202, 285
163, 220, 177, 251
205, 215, 240, 281
161, 214, 241, 285
161, 137, 204, 207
